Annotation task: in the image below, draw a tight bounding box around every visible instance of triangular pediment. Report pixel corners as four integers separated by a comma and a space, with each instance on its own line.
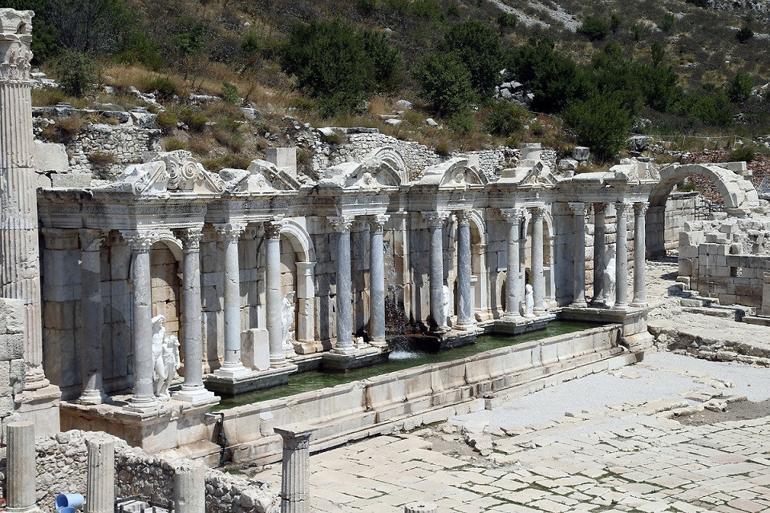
519, 161, 556, 188
221, 159, 300, 193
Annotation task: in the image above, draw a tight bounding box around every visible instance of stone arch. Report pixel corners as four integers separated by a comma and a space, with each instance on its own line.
150, 240, 182, 351
522, 209, 556, 306
279, 219, 315, 262
646, 163, 759, 258
278, 219, 316, 346
363, 146, 408, 185
467, 210, 489, 317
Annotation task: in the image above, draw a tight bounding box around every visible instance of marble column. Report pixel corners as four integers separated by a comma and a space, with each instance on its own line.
500, 209, 523, 319
592, 203, 607, 305
455, 211, 473, 328
424, 212, 449, 331
174, 464, 205, 513
265, 221, 287, 366
369, 214, 388, 347
614, 202, 629, 309
530, 207, 546, 314
0, 10, 49, 391
214, 223, 250, 379
569, 203, 588, 307
174, 228, 215, 404
632, 202, 648, 307
329, 216, 354, 354
274, 426, 313, 513
6, 421, 39, 513
79, 230, 106, 405
125, 233, 158, 412
85, 438, 114, 513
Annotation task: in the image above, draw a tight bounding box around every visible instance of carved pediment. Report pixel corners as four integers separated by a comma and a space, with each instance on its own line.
98, 161, 170, 195
318, 146, 407, 191
418, 157, 487, 191
221, 158, 300, 193
519, 161, 557, 188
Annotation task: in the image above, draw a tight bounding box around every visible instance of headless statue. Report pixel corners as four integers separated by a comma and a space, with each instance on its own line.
604, 248, 617, 308
524, 283, 535, 317
151, 315, 181, 399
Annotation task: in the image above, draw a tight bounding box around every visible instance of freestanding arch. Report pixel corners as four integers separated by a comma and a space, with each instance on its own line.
646, 163, 759, 258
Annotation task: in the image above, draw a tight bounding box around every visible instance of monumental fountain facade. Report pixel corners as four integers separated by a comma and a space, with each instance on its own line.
2, 8, 765, 464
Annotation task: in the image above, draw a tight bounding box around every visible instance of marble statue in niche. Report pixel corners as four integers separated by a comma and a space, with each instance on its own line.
604, 248, 617, 308
151, 315, 181, 399
282, 291, 297, 356
524, 283, 535, 317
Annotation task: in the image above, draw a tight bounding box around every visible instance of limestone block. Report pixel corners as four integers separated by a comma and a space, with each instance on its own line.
0, 298, 24, 334
34, 140, 69, 172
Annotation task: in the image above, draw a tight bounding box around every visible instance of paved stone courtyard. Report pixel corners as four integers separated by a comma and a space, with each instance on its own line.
250, 352, 770, 512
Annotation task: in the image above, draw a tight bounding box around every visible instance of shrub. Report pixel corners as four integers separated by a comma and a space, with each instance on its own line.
203, 154, 252, 172
728, 72, 753, 103
362, 31, 402, 93
442, 21, 503, 98
447, 111, 475, 135
565, 94, 631, 162
31, 88, 67, 106
179, 109, 208, 132
660, 13, 675, 33
163, 138, 187, 151
677, 88, 732, 127
485, 102, 525, 136
736, 25, 754, 44
88, 151, 117, 166
54, 50, 99, 97
730, 145, 756, 162
222, 82, 240, 104
156, 110, 178, 131
146, 76, 185, 100
413, 52, 475, 116
578, 16, 610, 41
498, 13, 518, 32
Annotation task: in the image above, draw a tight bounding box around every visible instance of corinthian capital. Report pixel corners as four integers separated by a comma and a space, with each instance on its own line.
214, 222, 246, 241
174, 227, 204, 251
370, 214, 389, 233
423, 211, 449, 228
122, 230, 157, 253
499, 208, 525, 224
328, 215, 354, 233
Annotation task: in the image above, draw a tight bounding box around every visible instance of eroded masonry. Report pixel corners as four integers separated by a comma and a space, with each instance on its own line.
2, 8, 770, 513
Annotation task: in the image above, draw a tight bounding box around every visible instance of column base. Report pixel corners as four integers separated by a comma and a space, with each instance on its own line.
322, 345, 388, 372
7, 506, 43, 513
173, 386, 219, 406
331, 343, 358, 356
571, 300, 588, 308
630, 301, 648, 308
78, 389, 108, 405
125, 395, 160, 414
612, 303, 629, 311
206, 364, 297, 396
369, 337, 388, 348
213, 363, 253, 380
454, 322, 477, 332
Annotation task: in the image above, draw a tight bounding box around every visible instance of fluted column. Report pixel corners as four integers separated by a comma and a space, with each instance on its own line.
424, 212, 449, 331
0, 9, 48, 391
123, 232, 158, 412
592, 203, 607, 306
530, 206, 545, 314
264, 221, 289, 367
500, 209, 523, 319
214, 223, 250, 379
174, 228, 215, 404
369, 214, 388, 347
79, 230, 106, 405
614, 202, 629, 310
455, 211, 473, 328
275, 426, 313, 513
6, 421, 39, 513
85, 438, 114, 513
174, 464, 205, 513
329, 216, 354, 353
632, 202, 648, 307
569, 203, 588, 307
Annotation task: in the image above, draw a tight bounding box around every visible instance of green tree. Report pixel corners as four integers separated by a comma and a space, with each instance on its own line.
362, 31, 402, 93
736, 25, 754, 43
54, 50, 99, 97
565, 94, 631, 162
485, 101, 525, 136
578, 16, 610, 41
728, 72, 753, 103
442, 21, 503, 99
413, 52, 475, 116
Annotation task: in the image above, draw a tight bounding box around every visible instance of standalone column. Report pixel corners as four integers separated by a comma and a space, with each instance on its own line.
275, 426, 313, 513
125, 233, 158, 412
265, 221, 287, 366
329, 216, 354, 353
614, 202, 629, 309
79, 230, 106, 405
174, 464, 205, 513
369, 215, 388, 347
85, 438, 114, 513
530, 207, 546, 314
214, 223, 250, 379
501, 209, 522, 319
6, 421, 39, 513
424, 212, 448, 331
174, 228, 216, 404
0, 10, 49, 391
592, 203, 607, 305
632, 202, 648, 307
455, 211, 473, 328
569, 203, 588, 307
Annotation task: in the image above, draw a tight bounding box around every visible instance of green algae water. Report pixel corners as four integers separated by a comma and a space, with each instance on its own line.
214, 321, 599, 409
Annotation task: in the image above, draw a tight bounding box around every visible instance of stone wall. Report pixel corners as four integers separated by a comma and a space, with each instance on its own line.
678, 216, 770, 310
646, 192, 699, 258
0, 430, 278, 513
0, 299, 25, 435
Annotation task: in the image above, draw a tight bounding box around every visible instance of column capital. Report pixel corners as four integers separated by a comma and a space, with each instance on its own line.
214, 222, 246, 241
370, 214, 389, 232
423, 211, 449, 228
454, 210, 471, 226
634, 201, 649, 215
264, 220, 284, 239
615, 201, 630, 216
529, 205, 546, 219
568, 202, 587, 216
274, 426, 314, 450
174, 227, 204, 251
499, 208, 525, 223
79, 229, 106, 252
328, 215, 354, 232
121, 230, 158, 253
593, 202, 607, 214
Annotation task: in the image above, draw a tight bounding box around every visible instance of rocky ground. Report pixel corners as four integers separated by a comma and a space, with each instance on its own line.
248, 260, 770, 512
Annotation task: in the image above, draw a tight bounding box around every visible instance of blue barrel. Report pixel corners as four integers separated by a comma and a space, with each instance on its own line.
55, 493, 84, 509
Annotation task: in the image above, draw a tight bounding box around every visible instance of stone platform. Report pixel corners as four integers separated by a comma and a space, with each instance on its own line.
408, 327, 482, 352
321, 345, 389, 372
560, 305, 654, 353
494, 313, 558, 335
205, 364, 298, 396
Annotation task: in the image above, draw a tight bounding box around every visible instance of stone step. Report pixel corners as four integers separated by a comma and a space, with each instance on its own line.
682, 306, 737, 320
